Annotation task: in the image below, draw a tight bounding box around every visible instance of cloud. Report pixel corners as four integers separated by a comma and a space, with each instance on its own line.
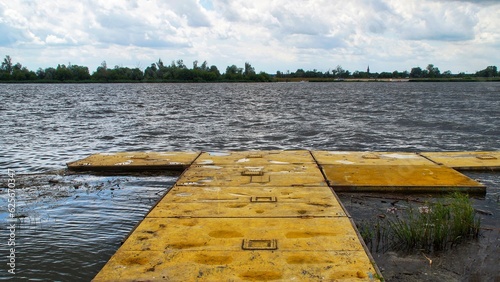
388, 2, 479, 41
0, 0, 498, 73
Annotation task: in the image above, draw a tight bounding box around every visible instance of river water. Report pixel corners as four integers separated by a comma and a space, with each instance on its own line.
0, 82, 499, 281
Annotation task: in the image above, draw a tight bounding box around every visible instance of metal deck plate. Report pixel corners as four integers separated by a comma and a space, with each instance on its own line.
120, 218, 363, 252
93, 250, 378, 281
194, 150, 316, 165
313, 151, 436, 166
177, 164, 327, 187
66, 151, 200, 171
421, 151, 500, 170
322, 164, 485, 193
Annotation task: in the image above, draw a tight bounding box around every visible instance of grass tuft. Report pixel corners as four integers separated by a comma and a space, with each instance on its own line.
360, 193, 481, 253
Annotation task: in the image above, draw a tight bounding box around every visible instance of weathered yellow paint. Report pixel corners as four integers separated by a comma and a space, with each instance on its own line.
148, 198, 346, 217
166, 186, 339, 203
66, 151, 200, 172
322, 165, 485, 193
93, 150, 382, 281
119, 218, 363, 252
420, 151, 500, 170
312, 151, 485, 193
90, 150, 498, 280
177, 164, 327, 187
313, 151, 435, 166
94, 250, 377, 281
194, 150, 316, 165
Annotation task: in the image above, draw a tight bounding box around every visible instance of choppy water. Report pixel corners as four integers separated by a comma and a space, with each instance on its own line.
0, 82, 499, 281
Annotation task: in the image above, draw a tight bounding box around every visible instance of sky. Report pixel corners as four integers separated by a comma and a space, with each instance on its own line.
1, 0, 499, 74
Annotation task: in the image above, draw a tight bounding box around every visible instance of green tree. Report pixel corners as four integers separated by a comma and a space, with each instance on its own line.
92, 61, 109, 81
244, 62, 255, 77
410, 67, 423, 78
476, 66, 498, 77
426, 64, 441, 78
225, 65, 243, 80
1, 55, 13, 75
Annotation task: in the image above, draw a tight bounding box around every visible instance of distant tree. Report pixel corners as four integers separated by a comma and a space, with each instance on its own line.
1, 55, 13, 75
143, 63, 158, 80
10, 62, 36, 80
68, 64, 90, 80
293, 69, 305, 77
334, 65, 350, 78
442, 70, 453, 78
244, 62, 255, 77
209, 65, 220, 76
92, 61, 109, 81
44, 67, 57, 80
225, 65, 243, 80
200, 61, 209, 71
410, 67, 423, 78
426, 64, 441, 78
378, 72, 392, 79
352, 70, 369, 79
476, 66, 498, 77
156, 58, 164, 69
176, 59, 186, 69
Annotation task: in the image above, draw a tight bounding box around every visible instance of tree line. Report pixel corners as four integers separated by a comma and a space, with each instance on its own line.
278, 64, 498, 80
0, 55, 497, 82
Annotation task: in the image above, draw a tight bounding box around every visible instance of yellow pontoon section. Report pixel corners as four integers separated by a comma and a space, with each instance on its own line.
420, 151, 500, 171
93, 151, 381, 281
313, 151, 485, 193
67, 151, 200, 171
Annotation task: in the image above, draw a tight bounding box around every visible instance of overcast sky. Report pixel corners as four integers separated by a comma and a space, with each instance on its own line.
1, 0, 499, 74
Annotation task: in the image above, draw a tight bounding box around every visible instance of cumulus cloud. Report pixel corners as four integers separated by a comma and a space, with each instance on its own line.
0, 0, 498, 73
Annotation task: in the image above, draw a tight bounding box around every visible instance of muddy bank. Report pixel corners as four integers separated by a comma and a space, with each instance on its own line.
338, 189, 500, 282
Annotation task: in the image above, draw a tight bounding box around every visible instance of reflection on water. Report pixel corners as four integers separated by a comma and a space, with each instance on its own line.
0, 82, 499, 280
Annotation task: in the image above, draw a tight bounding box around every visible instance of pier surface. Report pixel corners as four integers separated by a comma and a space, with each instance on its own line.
67, 150, 498, 281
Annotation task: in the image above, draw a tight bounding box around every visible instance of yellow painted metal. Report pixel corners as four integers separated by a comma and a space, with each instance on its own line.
148, 186, 345, 217
420, 151, 500, 170
322, 165, 485, 193
166, 186, 339, 203
119, 218, 363, 252
93, 250, 377, 281
313, 151, 435, 166
148, 198, 346, 218
194, 150, 316, 165
93, 150, 382, 281
66, 151, 200, 172
313, 151, 485, 193
177, 164, 327, 187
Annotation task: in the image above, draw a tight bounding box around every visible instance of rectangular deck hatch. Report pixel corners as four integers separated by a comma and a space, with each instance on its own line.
250, 196, 277, 203
476, 155, 497, 160
247, 154, 263, 158
242, 170, 264, 176
242, 239, 278, 250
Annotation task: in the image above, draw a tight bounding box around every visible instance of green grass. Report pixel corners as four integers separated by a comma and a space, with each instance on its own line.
359, 193, 480, 253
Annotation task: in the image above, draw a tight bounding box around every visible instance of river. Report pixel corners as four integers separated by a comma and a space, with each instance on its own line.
0, 82, 499, 281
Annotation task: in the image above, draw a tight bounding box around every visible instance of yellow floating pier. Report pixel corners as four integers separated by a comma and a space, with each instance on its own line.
313, 151, 485, 193
65, 150, 498, 281
67, 151, 200, 172
420, 151, 500, 171
92, 151, 381, 281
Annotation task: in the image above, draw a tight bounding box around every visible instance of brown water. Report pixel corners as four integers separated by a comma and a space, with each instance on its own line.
0, 82, 499, 281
